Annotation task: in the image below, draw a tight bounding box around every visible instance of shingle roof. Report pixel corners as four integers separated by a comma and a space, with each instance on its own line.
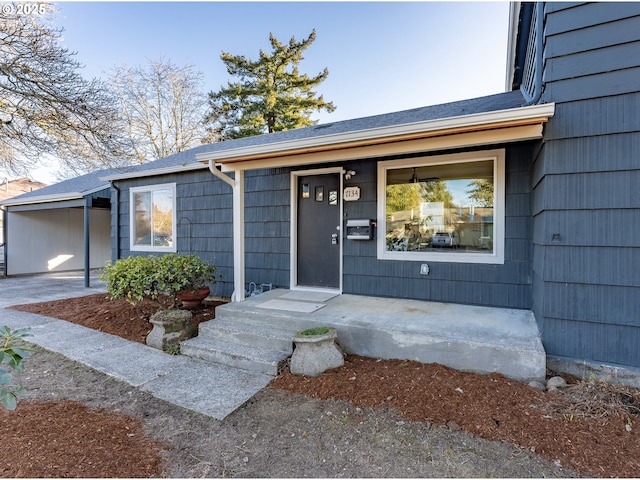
4, 89, 527, 201
106, 90, 526, 178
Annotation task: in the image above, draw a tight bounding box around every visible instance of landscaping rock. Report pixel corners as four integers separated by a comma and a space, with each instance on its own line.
546, 376, 568, 391
528, 380, 546, 391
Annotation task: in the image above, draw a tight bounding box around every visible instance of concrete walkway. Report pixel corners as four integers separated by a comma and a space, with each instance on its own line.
0, 272, 272, 419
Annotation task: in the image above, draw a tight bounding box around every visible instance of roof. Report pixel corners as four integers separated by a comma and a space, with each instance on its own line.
0, 168, 117, 207
14, 90, 553, 189
103, 90, 537, 181
0, 178, 48, 202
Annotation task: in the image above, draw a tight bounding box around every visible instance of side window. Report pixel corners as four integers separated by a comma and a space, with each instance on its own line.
130, 183, 176, 252
377, 150, 504, 264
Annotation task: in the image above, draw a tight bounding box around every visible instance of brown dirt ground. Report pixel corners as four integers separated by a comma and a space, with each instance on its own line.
4, 293, 640, 478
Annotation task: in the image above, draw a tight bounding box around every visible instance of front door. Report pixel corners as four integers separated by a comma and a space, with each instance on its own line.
297, 173, 341, 289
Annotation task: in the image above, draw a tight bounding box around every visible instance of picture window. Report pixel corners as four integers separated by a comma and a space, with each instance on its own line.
377, 150, 504, 264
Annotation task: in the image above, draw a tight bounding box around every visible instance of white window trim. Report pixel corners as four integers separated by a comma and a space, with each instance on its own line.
129, 183, 177, 253
377, 149, 505, 264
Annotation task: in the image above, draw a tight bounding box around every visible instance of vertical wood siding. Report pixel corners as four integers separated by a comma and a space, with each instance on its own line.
533, 2, 640, 367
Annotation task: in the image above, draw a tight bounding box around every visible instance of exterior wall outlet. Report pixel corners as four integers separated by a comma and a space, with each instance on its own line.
420, 264, 430, 275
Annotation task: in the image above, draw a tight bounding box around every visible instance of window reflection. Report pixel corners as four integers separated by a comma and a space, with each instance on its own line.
131, 185, 175, 250
385, 160, 494, 253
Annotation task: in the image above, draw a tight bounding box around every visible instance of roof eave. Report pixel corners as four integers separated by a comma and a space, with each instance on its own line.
101, 161, 208, 182
197, 102, 555, 167
1, 191, 84, 207
0, 183, 111, 207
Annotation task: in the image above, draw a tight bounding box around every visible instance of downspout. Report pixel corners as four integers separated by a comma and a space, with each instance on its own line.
208, 159, 246, 302
522, 2, 544, 106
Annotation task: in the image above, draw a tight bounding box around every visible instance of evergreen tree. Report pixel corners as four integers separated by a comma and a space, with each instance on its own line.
204, 30, 335, 141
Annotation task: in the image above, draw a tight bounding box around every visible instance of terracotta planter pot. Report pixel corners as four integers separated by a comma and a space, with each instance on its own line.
179, 287, 210, 308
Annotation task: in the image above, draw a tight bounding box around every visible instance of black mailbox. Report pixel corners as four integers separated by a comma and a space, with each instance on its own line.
346, 219, 374, 240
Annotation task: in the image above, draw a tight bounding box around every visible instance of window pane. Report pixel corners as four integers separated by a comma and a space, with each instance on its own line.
152, 189, 173, 247
385, 160, 494, 253
133, 191, 151, 246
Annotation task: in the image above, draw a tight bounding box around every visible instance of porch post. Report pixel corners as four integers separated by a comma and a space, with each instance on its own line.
208, 160, 246, 302
83, 198, 90, 288
233, 170, 245, 301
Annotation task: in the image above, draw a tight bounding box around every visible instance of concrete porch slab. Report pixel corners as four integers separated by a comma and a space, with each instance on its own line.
218, 289, 546, 382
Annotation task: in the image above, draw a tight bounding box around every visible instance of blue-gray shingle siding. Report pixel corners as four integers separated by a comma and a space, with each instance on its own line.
114, 170, 235, 298
533, 2, 640, 367
339, 144, 534, 308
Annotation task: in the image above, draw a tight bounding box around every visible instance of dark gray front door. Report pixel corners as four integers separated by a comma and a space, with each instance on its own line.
297, 173, 340, 288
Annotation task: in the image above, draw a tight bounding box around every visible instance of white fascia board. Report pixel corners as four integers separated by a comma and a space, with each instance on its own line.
100, 162, 208, 182
0, 191, 83, 207
196, 103, 555, 165
0, 183, 112, 207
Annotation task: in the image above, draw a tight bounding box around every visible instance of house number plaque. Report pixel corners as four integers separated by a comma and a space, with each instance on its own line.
343, 186, 360, 201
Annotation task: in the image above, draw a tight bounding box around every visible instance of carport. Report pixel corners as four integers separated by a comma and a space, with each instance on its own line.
0, 169, 115, 286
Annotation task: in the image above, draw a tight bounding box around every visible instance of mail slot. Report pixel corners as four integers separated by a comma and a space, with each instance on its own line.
346, 219, 374, 240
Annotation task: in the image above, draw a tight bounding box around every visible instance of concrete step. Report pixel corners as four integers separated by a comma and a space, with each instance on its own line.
180, 336, 290, 376
198, 318, 297, 354
213, 302, 318, 332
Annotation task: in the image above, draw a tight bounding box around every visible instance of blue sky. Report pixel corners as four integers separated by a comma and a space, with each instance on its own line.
34, 1, 511, 181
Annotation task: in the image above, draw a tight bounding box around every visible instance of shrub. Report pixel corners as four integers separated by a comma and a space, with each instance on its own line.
0, 326, 32, 410
101, 254, 218, 309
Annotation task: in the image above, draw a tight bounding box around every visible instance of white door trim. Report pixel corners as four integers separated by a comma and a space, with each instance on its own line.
290, 167, 343, 293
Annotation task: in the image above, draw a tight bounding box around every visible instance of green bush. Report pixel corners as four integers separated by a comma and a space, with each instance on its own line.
0, 326, 32, 410
101, 254, 218, 309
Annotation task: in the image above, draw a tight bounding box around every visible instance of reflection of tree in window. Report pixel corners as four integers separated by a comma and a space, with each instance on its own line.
133, 188, 173, 247
151, 190, 173, 246
134, 192, 151, 245
152, 202, 173, 246
385, 160, 494, 253
386, 184, 421, 216
467, 179, 494, 207
419, 180, 454, 208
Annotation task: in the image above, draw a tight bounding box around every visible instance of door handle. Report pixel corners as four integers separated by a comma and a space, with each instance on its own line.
331, 233, 339, 245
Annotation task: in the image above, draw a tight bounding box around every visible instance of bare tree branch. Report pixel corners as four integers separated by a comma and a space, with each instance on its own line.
0, 4, 130, 177
108, 58, 209, 164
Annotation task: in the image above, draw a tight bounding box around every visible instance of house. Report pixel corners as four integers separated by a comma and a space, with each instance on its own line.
100, 2, 639, 381
0, 169, 115, 285
0, 178, 48, 271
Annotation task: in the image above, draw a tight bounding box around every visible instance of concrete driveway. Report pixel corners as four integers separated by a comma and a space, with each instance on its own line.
0, 271, 107, 308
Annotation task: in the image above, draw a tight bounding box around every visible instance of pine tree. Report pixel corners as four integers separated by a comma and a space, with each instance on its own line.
204, 30, 335, 141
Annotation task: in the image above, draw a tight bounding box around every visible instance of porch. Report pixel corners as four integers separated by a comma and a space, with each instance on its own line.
184, 288, 546, 383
